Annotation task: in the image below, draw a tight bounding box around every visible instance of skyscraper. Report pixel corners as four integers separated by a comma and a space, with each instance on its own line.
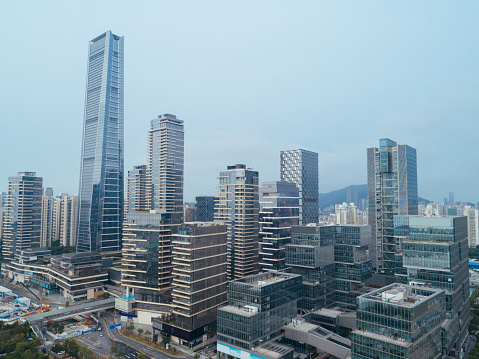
147, 114, 184, 218
126, 165, 148, 213
2, 172, 43, 261
259, 181, 299, 271
280, 149, 319, 225
53, 194, 79, 247
367, 138, 417, 273
215, 164, 259, 280
449, 191, 454, 204
77, 31, 124, 253
347, 187, 359, 206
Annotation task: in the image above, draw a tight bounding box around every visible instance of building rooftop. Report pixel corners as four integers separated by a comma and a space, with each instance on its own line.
233, 271, 300, 287
219, 305, 259, 317
360, 283, 443, 308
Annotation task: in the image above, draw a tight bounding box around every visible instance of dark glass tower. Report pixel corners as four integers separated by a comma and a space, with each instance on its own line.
367, 138, 417, 273
280, 149, 319, 225
77, 31, 124, 252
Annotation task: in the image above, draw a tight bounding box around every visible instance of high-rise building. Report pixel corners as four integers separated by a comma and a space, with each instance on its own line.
347, 188, 359, 206
0, 192, 4, 241
449, 191, 455, 204
259, 181, 299, 271
126, 165, 148, 213
396, 215, 470, 356
154, 222, 227, 346
117, 113, 185, 324
215, 164, 259, 280
147, 114, 184, 218
184, 203, 197, 222
196, 195, 216, 222
77, 31, 124, 253
40, 188, 54, 247
53, 195, 79, 247
280, 149, 319, 225
286, 224, 371, 311
367, 138, 418, 273
217, 272, 301, 359
2, 172, 43, 261
352, 283, 445, 359
335, 202, 361, 224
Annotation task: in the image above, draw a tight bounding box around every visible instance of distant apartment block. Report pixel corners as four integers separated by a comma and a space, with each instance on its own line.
126, 165, 148, 213
281, 149, 319, 225
40, 188, 54, 247
2, 172, 43, 261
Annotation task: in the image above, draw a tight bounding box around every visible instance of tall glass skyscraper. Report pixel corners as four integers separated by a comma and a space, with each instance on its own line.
367, 138, 417, 273
280, 149, 319, 225
77, 31, 124, 253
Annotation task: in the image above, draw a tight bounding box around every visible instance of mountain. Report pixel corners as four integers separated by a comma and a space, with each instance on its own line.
319, 184, 367, 210
319, 184, 430, 209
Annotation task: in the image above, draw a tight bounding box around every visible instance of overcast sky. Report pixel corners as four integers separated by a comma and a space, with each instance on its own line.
1, 1, 478, 203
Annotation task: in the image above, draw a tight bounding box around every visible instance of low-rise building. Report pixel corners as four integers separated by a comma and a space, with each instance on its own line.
4, 251, 108, 301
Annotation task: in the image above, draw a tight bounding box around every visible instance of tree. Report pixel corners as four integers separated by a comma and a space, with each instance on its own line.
152, 333, 158, 345
65, 301, 69, 308
144, 330, 151, 342
127, 322, 135, 333
137, 328, 144, 337
115, 349, 124, 358
161, 334, 170, 345
194, 354, 200, 359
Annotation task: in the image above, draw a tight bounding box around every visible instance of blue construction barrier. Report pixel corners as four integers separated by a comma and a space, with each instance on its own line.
109, 323, 122, 330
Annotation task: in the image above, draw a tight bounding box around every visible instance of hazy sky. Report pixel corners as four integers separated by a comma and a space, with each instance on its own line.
1, 1, 478, 203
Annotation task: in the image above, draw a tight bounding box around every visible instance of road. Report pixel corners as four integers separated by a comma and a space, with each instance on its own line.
98, 313, 191, 359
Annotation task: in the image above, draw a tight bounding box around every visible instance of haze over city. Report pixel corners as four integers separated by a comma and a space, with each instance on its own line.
1, 1, 478, 202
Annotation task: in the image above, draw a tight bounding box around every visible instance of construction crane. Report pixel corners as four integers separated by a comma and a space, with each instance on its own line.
19, 283, 51, 312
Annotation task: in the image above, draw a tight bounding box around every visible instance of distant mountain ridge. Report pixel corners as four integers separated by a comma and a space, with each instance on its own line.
319, 184, 430, 210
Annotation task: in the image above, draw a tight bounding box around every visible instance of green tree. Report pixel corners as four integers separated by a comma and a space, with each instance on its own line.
127, 322, 135, 333
152, 333, 158, 345
14, 341, 30, 358
65, 301, 69, 308
194, 354, 200, 359
161, 334, 170, 345
115, 349, 124, 358
137, 328, 144, 337
144, 330, 151, 342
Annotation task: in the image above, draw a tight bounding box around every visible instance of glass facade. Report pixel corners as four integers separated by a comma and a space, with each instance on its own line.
215, 164, 259, 280
77, 31, 124, 253
217, 272, 301, 351
352, 284, 445, 359
2, 172, 43, 261
286, 224, 372, 311
367, 138, 418, 273
280, 149, 319, 225
196, 195, 216, 222
395, 215, 470, 356
259, 181, 299, 271
126, 165, 148, 213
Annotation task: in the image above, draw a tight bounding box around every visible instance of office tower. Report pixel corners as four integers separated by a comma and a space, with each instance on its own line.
335, 202, 360, 224
217, 272, 301, 359
215, 164, 259, 280
444, 197, 448, 205
259, 181, 299, 271
347, 188, 359, 206
352, 284, 445, 359
196, 195, 216, 222
464, 206, 479, 248
281, 149, 319, 225
0, 193, 4, 241
77, 31, 124, 253
286, 224, 371, 311
155, 223, 227, 345
147, 114, 184, 218
52, 195, 79, 247
396, 215, 470, 356
449, 192, 454, 204
40, 188, 54, 247
367, 138, 418, 273
126, 165, 148, 213
2, 172, 43, 261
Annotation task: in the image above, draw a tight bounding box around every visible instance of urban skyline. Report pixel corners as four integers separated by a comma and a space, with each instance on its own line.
1, 2, 478, 204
